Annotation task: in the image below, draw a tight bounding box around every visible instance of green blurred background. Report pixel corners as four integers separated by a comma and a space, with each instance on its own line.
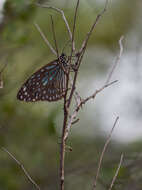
0, 0, 142, 189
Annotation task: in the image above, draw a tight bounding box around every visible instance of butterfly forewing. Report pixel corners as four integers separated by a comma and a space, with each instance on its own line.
17, 54, 68, 102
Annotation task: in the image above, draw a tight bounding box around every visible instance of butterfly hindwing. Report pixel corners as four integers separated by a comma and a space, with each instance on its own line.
17, 54, 67, 102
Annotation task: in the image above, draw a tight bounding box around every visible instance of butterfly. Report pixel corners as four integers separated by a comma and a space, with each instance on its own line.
17, 53, 69, 102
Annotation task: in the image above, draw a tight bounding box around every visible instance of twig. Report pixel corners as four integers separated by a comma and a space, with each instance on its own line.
71, 118, 79, 125
0, 59, 9, 74
34, 22, 57, 56
0, 56, 9, 88
108, 153, 124, 190
79, 80, 117, 108
60, 91, 69, 190
105, 35, 124, 84
77, 0, 109, 56
59, 61, 70, 190
71, 0, 79, 54
65, 33, 124, 140
64, 80, 117, 141
66, 0, 109, 112
57, 1, 80, 189
92, 116, 119, 190
36, 3, 74, 50
1, 147, 41, 190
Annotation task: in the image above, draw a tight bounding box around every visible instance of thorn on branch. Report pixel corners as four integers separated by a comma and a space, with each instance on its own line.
65, 145, 73, 152
71, 118, 80, 125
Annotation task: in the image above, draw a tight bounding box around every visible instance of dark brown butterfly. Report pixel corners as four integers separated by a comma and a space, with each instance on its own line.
17, 53, 68, 102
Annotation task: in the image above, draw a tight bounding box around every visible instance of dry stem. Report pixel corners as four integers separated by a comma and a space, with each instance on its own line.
77, 0, 109, 56
35, 1, 115, 190
108, 153, 124, 190
71, 0, 79, 54
92, 117, 119, 190
65, 33, 124, 140
64, 80, 117, 141
1, 147, 41, 190
105, 35, 124, 84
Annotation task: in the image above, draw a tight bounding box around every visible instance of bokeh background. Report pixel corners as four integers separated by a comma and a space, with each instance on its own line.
0, 0, 142, 189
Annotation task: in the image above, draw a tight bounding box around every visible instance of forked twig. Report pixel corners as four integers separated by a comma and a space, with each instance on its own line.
92, 117, 119, 190
65, 33, 124, 140
64, 80, 117, 141
34, 22, 57, 56
66, 0, 109, 111
108, 153, 124, 190
1, 147, 41, 190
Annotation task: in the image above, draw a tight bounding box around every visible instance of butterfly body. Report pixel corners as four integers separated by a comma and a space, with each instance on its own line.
17, 53, 68, 102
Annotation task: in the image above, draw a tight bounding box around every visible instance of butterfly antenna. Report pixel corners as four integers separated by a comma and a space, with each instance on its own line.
50, 15, 59, 58
61, 40, 71, 55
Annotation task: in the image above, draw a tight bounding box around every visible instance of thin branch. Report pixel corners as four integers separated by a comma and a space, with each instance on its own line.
59, 69, 70, 190
50, 15, 59, 57
79, 80, 118, 108
77, 0, 109, 56
1, 147, 41, 190
34, 22, 57, 56
65, 31, 123, 140
0, 55, 9, 89
108, 153, 124, 190
92, 116, 119, 190
44, 3, 80, 188
0, 59, 9, 74
71, 0, 79, 53
36, 3, 74, 50
105, 35, 124, 85
64, 80, 117, 141
66, 0, 109, 112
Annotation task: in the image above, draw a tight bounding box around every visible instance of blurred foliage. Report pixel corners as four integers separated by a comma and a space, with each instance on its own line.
0, 0, 142, 189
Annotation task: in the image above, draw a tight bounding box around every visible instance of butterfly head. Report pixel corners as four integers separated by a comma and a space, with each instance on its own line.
59, 53, 68, 67
60, 53, 67, 61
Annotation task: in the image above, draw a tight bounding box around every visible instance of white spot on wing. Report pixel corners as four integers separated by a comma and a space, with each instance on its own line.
23, 86, 26, 91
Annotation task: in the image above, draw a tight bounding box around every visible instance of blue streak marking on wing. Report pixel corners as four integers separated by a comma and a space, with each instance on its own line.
42, 70, 57, 85
42, 78, 48, 86
42, 66, 60, 86
46, 65, 56, 70
49, 68, 60, 80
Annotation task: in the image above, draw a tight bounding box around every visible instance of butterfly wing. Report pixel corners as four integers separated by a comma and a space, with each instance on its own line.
17, 59, 67, 102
